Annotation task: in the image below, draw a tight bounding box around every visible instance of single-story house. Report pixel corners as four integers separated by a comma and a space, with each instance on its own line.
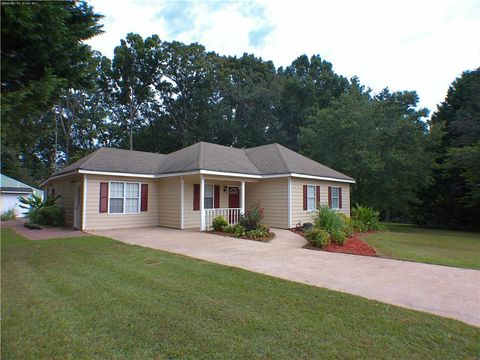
1, 174, 44, 217
41, 142, 355, 231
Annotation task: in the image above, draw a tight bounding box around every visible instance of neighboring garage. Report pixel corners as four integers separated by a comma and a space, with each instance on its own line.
0, 174, 44, 217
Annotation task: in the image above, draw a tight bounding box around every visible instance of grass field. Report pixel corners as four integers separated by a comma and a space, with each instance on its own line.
2, 228, 479, 359
363, 224, 480, 269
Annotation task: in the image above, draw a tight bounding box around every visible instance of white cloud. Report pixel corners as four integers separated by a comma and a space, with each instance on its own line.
87, 0, 480, 113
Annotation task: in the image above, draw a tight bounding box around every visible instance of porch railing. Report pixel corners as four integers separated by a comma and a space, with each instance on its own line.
204, 208, 242, 231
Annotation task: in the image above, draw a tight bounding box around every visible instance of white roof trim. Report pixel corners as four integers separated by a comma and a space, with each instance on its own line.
289, 173, 356, 184
45, 169, 355, 184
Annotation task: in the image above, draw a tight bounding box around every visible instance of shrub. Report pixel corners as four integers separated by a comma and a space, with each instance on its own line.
232, 224, 247, 237
29, 205, 65, 226
19, 194, 59, 217
1, 209, 16, 221
246, 227, 270, 239
313, 205, 346, 244
351, 204, 382, 232
223, 225, 236, 233
339, 214, 354, 238
211, 215, 228, 231
238, 203, 264, 231
305, 227, 330, 248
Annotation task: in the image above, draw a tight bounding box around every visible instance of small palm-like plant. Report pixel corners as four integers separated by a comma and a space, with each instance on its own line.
18, 194, 59, 216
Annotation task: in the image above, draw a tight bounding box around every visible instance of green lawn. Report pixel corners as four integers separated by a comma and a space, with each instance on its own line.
2, 229, 479, 359
363, 223, 480, 270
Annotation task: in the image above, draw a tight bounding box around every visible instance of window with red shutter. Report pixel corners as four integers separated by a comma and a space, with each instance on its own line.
99, 182, 108, 213
316, 186, 320, 207
193, 184, 200, 211
339, 187, 343, 209
214, 185, 220, 208
303, 185, 307, 210
328, 186, 332, 208
141, 184, 148, 212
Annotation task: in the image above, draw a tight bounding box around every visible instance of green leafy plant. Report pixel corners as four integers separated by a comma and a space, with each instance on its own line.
232, 224, 247, 237
246, 227, 270, 239
29, 205, 65, 227
238, 203, 264, 231
305, 227, 330, 248
1, 209, 16, 221
351, 204, 383, 232
211, 215, 228, 231
313, 205, 346, 244
18, 194, 59, 216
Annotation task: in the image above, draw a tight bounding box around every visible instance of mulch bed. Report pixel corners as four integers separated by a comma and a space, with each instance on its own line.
209, 231, 274, 243
292, 228, 376, 256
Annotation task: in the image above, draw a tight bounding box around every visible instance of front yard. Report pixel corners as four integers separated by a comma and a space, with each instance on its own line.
2, 228, 479, 359
363, 224, 480, 270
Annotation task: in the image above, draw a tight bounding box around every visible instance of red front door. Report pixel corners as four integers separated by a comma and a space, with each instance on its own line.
228, 187, 240, 223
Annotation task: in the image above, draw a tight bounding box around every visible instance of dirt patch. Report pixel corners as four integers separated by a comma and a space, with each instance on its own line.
292, 228, 376, 256
208, 231, 274, 243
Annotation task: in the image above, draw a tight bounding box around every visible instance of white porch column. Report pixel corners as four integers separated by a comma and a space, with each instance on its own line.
200, 175, 205, 231
180, 176, 184, 229
240, 180, 245, 215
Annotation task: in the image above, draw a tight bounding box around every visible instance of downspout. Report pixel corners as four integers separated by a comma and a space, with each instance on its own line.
82, 175, 88, 231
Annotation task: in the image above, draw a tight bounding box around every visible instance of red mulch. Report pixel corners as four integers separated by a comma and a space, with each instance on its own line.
292, 228, 377, 256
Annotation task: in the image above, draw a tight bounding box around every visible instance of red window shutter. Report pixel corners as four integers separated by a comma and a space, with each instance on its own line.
99, 182, 108, 213
328, 186, 332, 208
141, 184, 148, 212
303, 185, 307, 210
193, 184, 200, 211
339, 187, 343, 209
214, 185, 220, 208
316, 186, 320, 207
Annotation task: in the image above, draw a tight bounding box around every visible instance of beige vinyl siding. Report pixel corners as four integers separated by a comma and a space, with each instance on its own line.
158, 177, 181, 228
85, 175, 159, 230
245, 178, 288, 229
291, 177, 350, 226
183, 176, 200, 229
47, 175, 82, 228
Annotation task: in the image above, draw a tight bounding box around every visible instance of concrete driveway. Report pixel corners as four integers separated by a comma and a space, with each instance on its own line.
89, 227, 480, 327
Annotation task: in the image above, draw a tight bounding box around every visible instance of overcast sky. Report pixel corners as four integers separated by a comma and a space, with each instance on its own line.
87, 0, 479, 115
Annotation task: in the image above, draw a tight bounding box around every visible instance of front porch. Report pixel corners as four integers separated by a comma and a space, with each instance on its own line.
198, 175, 246, 231
180, 174, 255, 231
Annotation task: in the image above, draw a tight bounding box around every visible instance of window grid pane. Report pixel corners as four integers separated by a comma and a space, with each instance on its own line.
204, 184, 213, 197
110, 182, 124, 198
125, 198, 139, 213
204, 197, 213, 209
110, 198, 124, 213
125, 183, 139, 198
307, 198, 316, 210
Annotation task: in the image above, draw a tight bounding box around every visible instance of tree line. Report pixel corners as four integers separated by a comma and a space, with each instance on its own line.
1, 1, 478, 229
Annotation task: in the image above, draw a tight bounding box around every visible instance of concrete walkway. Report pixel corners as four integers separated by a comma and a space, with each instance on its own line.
89, 227, 480, 327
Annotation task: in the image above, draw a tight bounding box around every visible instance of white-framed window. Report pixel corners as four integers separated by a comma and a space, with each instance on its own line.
307, 185, 316, 211
109, 181, 140, 214
331, 186, 340, 209
204, 184, 214, 209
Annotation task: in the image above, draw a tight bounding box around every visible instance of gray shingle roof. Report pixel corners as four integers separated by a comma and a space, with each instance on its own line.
246, 143, 354, 181
49, 142, 354, 182
55, 148, 166, 176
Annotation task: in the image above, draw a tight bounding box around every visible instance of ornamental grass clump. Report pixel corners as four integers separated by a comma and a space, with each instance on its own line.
351, 204, 383, 231
312, 205, 347, 245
